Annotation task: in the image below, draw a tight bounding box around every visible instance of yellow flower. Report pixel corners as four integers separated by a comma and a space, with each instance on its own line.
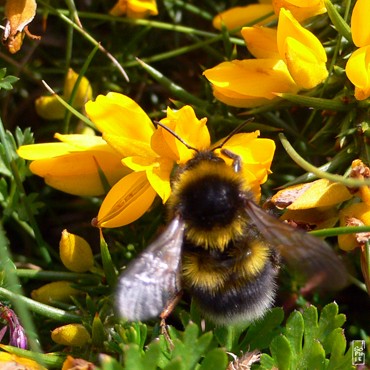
272, 0, 326, 22
213, 2, 276, 31
271, 179, 353, 229
35, 69, 93, 120
203, 59, 299, 108
95, 104, 210, 228
19, 92, 275, 228
0, 352, 46, 370
59, 230, 94, 272
51, 324, 91, 347
346, 46, 370, 101
277, 8, 328, 89
241, 26, 279, 59
338, 202, 370, 251
345, 0, 370, 101
350, 0, 370, 48
110, 0, 158, 18
214, 131, 275, 201
204, 8, 327, 107
31, 281, 81, 304
18, 133, 130, 196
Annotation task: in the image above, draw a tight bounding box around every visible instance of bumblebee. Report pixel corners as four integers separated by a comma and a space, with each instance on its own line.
116, 133, 348, 325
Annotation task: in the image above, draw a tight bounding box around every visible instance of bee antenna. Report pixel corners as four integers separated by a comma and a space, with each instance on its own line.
212, 118, 254, 150
154, 121, 199, 152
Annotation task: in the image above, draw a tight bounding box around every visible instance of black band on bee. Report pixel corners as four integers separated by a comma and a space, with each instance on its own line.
188, 252, 279, 324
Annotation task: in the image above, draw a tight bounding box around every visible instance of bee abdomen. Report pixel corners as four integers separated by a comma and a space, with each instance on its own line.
188, 259, 279, 325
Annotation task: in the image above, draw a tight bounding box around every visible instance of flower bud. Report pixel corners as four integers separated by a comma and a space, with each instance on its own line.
31, 281, 81, 304
52, 324, 91, 347
59, 230, 94, 272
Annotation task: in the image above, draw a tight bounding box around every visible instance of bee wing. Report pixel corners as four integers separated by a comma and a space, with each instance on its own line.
116, 216, 185, 321
245, 200, 348, 290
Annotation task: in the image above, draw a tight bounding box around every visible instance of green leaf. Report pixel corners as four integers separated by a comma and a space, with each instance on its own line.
241, 307, 284, 350
0, 68, 19, 90
284, 310, 304, 369
270, 335, 293, 370
299, 340, 326, 369
171, 322, 213, 369
324, 0, 352, 42
199, 348, 228, 370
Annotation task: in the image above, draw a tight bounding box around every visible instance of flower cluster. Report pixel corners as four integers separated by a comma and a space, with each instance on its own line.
18, 93, 275, 229
204, 4, 328, 107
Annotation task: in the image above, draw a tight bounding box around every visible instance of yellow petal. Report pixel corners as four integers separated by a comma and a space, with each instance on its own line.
272, 179, 352, 210
351, 0, 370, 47
346, 46, 370, 101
63, 69, 93, 107
35, 95, 67, 120
31, 281, 81, 304
59, 230, 94, 272
103, 133, 154, 158
35, 69, 92, 120
110, 0, 158, 18
203, 59, 299, 108
97, 171, 157, 228
277, 8, 327, 64
18, 142, 76, 160
52, 324, 91, 347
155, 106, 210, 163
272, 0, 326, 22
284, 37, 328, 89
85, 93, 155, 140
216, 132, 276, 185
146, 157, 174, 203
338, 202, 370, 251
213, 4, 276, 30
241, 26, 279, 59
29, 150, 130, 196
0, 353, 46, 370
54, 133, 107, 150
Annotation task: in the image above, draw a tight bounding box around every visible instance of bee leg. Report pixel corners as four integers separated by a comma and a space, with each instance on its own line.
220, 149, 242, 173
159, 291, 183, 349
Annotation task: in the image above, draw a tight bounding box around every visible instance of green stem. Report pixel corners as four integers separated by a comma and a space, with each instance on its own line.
279, 133, 370, 187
0, 287, 82, 323
310, 225, 370, 238
16, 269, 101, 282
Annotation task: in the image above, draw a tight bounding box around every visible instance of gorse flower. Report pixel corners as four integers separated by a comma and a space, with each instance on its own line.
345, 0, 370, 100
18, 93, 275, 229
212, 1, 276, 31
272, 0, 326, 22
35, 69, 93, 120
110, 0, 158, 18
204, 8, 328, 108
92, 97, 275, 228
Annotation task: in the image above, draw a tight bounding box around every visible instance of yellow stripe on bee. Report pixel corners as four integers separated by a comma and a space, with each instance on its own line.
182, 252, 228, 290
234, 241, 270, 279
